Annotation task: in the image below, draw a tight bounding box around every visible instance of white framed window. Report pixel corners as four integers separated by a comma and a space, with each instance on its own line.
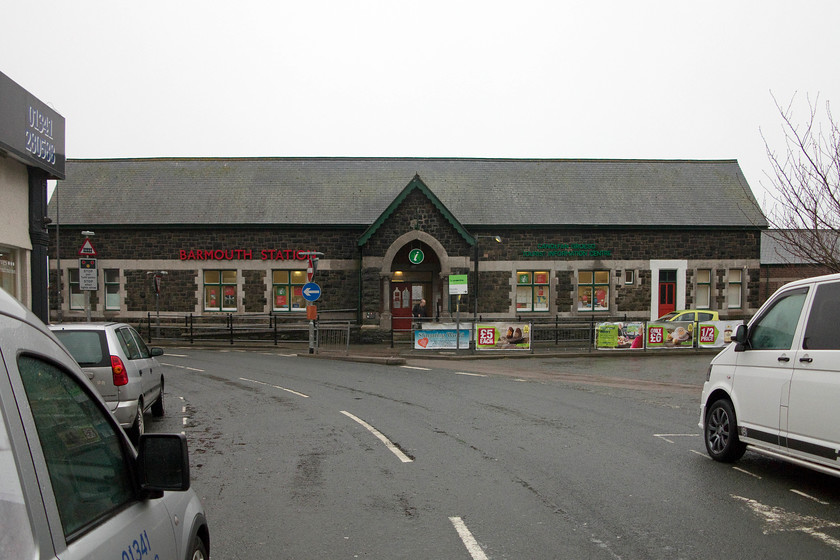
204, 270, 238, 312
727, 269, 743, 309
272, 270, 307, 312
69, 269, 84, 310
104, 269, 120, 310
696, 269, 711, 309
578, 270, 610, 312
516, 271, 549, 312
624, 270, 635, 285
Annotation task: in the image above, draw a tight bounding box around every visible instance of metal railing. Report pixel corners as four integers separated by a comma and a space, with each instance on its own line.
316, 322, 352, 354
141, 309, 356, 348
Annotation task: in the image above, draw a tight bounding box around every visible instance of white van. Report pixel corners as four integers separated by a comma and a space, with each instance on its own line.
700, 272, 840, 477
0, 288, 209, 560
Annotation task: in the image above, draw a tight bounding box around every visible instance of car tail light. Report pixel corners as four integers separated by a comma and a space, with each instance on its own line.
111, 356, 128, 386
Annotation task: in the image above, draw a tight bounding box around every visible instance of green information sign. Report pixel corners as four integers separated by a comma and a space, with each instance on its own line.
449, 274, 468, 295
409, 248, 425, 264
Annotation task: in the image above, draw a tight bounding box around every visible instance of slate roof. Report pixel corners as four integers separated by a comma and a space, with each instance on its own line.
48, 157, 767, 228
761, 230, 839, 265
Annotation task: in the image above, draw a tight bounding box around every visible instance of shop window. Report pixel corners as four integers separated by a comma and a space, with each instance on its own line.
104, 269, 120, 310
204, 270, 238, 312
696, 269, 711, 309
272, 270, 307, 312
578, 270, 610, 312
69, 269, 84, 310
0, 246, 17, 298
727, 269, 742, 309
516, 271, 550, 312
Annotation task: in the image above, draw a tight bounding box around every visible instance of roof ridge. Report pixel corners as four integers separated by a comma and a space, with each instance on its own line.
66, 156, 741, 164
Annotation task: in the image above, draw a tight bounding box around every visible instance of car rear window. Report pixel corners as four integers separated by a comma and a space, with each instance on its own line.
52, 331, 109, 367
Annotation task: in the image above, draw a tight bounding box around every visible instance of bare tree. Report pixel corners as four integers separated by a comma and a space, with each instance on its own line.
762, 93, 840, 272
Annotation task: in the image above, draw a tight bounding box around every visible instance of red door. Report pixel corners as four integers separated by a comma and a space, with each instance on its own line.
658, 282, 676, 318
392, 284, 413, 331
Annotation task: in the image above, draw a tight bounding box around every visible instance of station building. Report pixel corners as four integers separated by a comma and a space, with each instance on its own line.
47, 157, 767, 338
0, 71, 65, 322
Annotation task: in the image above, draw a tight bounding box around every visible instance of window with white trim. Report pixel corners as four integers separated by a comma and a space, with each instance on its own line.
272, 270, 307, 312
578, 270, 610, 312
727, 269, 742, 309
204, 270, 238, 312
516, 271, 549, 312
104, 269, 120, 310
696, 269, 711, 309
69, 269, 84, 310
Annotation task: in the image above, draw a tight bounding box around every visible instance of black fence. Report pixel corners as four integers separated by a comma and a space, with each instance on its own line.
139, 309, 355, 350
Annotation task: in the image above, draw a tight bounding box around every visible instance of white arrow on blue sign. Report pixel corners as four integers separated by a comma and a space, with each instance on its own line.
302, 282, 321, 302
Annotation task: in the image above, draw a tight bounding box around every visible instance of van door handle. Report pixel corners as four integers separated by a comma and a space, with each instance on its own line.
800, 356, 813, 363
778, 355, 790, 363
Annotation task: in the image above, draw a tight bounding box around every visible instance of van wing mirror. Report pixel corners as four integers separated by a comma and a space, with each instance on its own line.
136, 433, 191, 495
733, 324, 749, 352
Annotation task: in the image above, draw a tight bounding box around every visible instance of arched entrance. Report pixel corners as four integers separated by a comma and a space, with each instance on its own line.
389, 241, 442, 331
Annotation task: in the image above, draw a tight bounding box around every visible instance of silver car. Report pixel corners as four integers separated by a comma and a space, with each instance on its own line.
49, 322, 165, 444
0, 288, 209, 560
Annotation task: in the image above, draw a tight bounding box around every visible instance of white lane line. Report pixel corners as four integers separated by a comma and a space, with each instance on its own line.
654, 433, 699, 444
689, 449, 709, 458
791, 489, 830, 505
340, 411, 413, 463
240, 377, 309, 398
166, 353, 188, 357
401, 365, 431, 371
161, 362, 205, 372
449, 517, 488, 560
733, 466, 762, 479
455, 372, 487, 378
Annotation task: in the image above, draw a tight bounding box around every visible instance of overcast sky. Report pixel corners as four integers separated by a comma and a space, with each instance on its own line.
4, 1, 840, 210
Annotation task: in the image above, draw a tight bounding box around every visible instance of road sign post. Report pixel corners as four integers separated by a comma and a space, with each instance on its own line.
78, 237, 98, 322
298, 252, 324, 354
449, 274, 469, 351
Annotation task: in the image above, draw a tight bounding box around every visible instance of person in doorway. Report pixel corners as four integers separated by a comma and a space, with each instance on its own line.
412, 298, 427, 329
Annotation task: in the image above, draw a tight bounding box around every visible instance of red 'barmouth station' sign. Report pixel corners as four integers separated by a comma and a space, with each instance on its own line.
179, 249, 312, 261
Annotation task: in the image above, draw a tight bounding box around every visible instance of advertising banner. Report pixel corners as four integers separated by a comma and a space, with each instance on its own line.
696, 320, 744, 348
476, 323, 531, 351
596, 322, 645, 349
646, 321, 695, 349
414, 324, 471, 350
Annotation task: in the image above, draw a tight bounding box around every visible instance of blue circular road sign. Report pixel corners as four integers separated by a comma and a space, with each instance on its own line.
302, 282, 321, 302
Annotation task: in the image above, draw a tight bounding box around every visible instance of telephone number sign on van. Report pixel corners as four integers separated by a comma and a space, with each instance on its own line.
700, 273, 840, 477
0, 288, 209, 560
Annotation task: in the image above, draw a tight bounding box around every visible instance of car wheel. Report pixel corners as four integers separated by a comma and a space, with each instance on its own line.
128, 400, 144, 444
189, 537, 208, 560
705, 398, 746, 462
151, 381, 165, 417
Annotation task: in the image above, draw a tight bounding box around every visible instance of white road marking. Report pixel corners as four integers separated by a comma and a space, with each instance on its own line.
166, 353, 188, 357
733, 466, 762, 479
340, 411, 413, 463
733, 494, 840, 551
654, 433, 699, 444
179, 396, 186, 435
455, 372, 487, 377
449, 517, 488, 560
689, 449, 709, 458
240, 377, 309, 398
161, 362, 205, 372
791, 489, 830, 505
401, 365, 431, 371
